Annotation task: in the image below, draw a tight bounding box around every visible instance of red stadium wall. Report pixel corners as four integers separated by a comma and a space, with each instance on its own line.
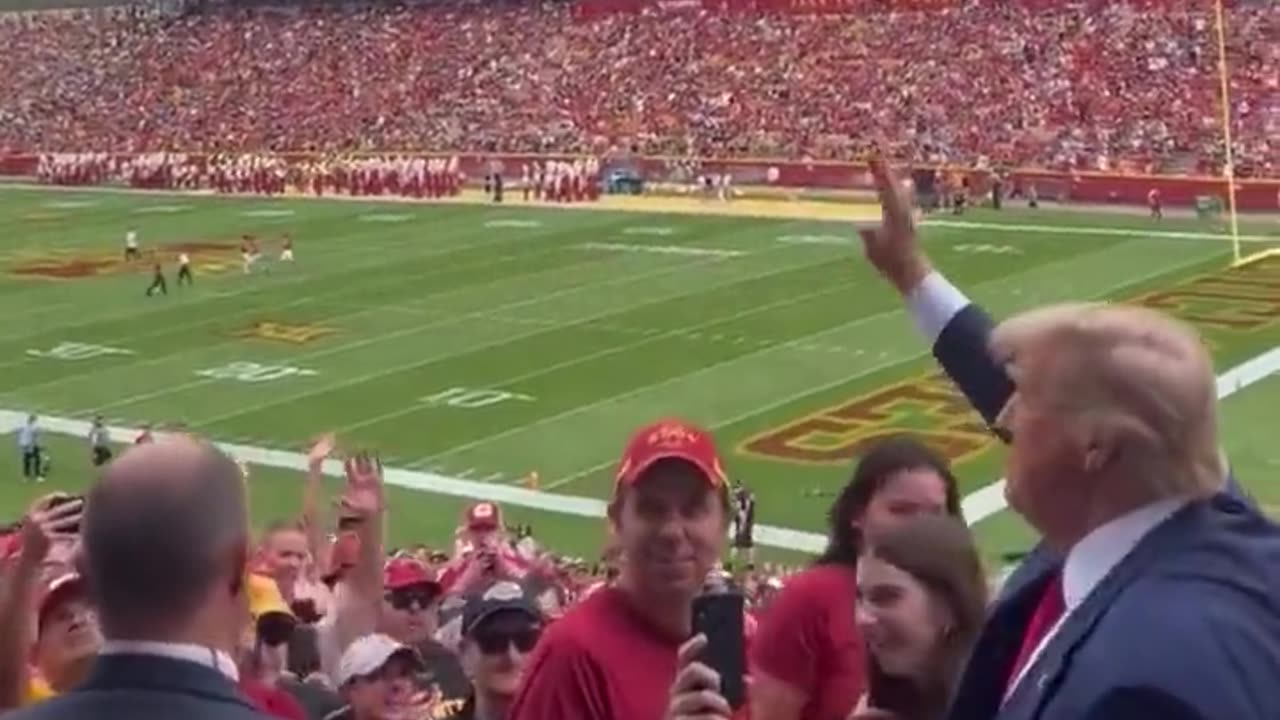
3, 153, 1276, 211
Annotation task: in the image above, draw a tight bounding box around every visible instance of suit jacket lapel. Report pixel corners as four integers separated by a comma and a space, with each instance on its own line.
998, 501, 1210, 719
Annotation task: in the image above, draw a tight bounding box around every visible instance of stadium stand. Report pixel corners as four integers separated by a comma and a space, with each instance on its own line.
0, 0, 1274, 177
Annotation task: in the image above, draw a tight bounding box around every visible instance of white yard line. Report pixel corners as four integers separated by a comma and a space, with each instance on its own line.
922, 218, 1277, 244
0, 249, 614, 401
183, 243, 820, 429
470, 240, 1221, 487
331, 269, 859, 436
3, 347, 1275, 553
0, 217, 547, 346
9, 182, 1278, 241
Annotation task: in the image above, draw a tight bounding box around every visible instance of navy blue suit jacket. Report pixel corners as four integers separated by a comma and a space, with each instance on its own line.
4, 653, 268, 720
932, 303, 1280, 720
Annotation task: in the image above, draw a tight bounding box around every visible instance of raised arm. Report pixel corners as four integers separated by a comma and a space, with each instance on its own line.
858, 157, 1013, 432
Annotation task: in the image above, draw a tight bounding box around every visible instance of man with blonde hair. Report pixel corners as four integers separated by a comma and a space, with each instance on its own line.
858, 156, 1280, 720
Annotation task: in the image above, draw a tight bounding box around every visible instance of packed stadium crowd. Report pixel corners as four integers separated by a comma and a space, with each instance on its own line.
1, 1, 1275, 177
3, 160, 1279, 720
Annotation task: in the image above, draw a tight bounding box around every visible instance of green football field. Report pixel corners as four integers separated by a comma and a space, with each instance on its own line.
1, 186, 1278, 566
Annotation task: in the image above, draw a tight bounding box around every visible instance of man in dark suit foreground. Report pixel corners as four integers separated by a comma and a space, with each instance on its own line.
9, 436, 268, 720
856, 157, 1280, 720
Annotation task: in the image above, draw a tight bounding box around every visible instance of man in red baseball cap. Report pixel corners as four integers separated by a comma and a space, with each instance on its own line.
509, 418, 731, 720
438, 502, 531, 594
31, 572, 102, 702
377, 557, 470, 706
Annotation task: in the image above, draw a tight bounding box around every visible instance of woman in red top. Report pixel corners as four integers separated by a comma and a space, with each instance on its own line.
748, 437, 963, 720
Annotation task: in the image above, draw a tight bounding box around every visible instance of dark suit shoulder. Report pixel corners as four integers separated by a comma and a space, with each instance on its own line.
8, 687, 270, 720
1068, 521, 1280, 719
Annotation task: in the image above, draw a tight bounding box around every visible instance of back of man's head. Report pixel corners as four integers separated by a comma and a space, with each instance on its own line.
83, 436, 250, 641
991, 302, 1222, 499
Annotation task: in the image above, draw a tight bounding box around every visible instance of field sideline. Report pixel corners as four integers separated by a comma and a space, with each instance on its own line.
4, 339, 1278, 553
2, 186, 1277, 562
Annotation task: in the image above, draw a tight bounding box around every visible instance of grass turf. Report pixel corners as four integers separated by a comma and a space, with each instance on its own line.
1, 187, 1277, 566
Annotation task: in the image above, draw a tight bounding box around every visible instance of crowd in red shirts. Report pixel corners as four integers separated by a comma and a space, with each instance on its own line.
1, 1, 1275, 176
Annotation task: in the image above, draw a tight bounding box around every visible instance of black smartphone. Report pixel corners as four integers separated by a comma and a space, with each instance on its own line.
691, 590, 746, 710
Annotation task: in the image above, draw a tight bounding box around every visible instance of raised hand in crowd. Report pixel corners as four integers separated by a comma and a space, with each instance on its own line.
319, 451, 388, 681
340, 451, 385, 521
309, 432, 337, 469
18, 494, 84, 573
0, 494, 86, 711
665, 634, 734, 720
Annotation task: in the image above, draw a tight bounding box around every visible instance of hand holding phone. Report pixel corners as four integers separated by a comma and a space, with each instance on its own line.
665, 634, 734, 720
690, 589, 746, 710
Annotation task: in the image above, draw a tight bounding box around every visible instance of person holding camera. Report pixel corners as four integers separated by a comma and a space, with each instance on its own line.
0, 493, 91, 711
509, 420, 733, 720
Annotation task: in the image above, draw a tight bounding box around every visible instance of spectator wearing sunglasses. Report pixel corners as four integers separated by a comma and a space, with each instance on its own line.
326, 634, 426, 720
440, 582, 542, 720
239, 574, 307, 720
377, 558, 469, 707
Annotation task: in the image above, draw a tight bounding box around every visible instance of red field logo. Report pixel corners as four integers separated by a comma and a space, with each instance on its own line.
1129, 255, 1280, 332
745, 256, 1280, 466
233, 321, 337, 345
741, 371, 994, 466
10, 241, 239, 280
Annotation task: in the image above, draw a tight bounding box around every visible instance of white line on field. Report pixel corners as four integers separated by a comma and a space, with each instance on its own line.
500, 240, 1223, 490
332, 264, 865, 436
3, 347, 1273, 554
1, 247, 614, 399
85, 253, 674, 414
184, 242, 825, 429
13, 183, 1280, 241
922, 218, 1277, 244
0, 215, 547, 346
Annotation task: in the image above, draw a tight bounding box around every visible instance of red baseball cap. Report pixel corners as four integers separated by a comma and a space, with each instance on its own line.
615, 419, 727, 493
464, 502, 503, 531
384, 557, 441, 591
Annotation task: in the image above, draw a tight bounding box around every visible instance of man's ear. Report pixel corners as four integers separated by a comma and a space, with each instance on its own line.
228, 538, 250, 597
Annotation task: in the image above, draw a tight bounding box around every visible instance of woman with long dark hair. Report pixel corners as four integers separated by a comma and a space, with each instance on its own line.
748, 437, 963, 720
854, 514, 988, 720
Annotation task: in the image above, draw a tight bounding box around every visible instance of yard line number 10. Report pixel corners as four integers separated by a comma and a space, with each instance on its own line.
420, 387, 534, 409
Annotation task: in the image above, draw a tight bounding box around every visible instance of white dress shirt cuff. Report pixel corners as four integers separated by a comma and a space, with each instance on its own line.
906, 271, 971, 344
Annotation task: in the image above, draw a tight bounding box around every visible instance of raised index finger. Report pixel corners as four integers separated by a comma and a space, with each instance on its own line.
868, 156, 910, 224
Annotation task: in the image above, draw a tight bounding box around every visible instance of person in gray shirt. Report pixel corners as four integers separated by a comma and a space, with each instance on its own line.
19, 414, 43, 482
89, 416, 112, 467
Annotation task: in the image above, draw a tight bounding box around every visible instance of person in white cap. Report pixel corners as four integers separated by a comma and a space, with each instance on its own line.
325, 634, 424, 720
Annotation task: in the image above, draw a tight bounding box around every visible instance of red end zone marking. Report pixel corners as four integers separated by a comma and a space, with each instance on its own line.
740, 371, 994, 466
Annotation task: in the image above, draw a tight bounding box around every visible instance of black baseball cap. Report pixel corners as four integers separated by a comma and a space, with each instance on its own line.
461, 581, 542, 636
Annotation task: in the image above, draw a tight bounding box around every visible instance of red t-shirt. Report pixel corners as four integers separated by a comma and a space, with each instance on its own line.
750, 564, 866, 720
509, 586, 683, 720
239, 677, 306, 720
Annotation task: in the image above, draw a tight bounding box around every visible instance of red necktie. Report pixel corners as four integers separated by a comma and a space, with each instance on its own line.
1005, 572, 1066, 693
